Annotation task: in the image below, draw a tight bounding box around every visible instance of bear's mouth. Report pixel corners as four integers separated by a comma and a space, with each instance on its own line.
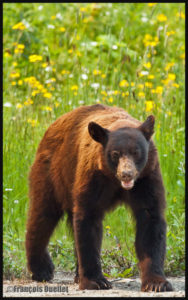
121, 179, 134, 190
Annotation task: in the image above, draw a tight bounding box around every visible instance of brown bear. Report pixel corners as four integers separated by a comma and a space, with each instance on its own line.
26, 104, 173, 292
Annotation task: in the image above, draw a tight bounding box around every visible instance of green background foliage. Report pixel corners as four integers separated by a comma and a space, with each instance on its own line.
3, 3, 185, 279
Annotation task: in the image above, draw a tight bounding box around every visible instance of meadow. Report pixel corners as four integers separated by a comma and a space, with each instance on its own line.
3, 3, 185, 279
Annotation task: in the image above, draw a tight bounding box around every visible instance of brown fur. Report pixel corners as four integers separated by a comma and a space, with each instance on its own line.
26, 104, 172, 291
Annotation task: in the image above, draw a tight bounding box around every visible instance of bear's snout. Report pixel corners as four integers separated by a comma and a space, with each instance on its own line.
116, 156, 138, 190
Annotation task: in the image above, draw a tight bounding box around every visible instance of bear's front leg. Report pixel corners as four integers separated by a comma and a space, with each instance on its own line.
130, 171, 173, 292
73, 211, 112, 290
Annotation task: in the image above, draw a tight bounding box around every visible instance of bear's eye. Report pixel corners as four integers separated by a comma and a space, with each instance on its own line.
111, 150, 120, 160
132, 148, 140, 157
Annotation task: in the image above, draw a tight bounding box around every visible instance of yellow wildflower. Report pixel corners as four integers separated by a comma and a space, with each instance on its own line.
119, 80, 129, 87
180, 53, 185, 59
108, 97, 113, 103
113, 90, 120, 95
60, 27, 66, 32
105, 225, 110, 229
151, 89, 156, 93
166, 31, 175, 36
50, 87, 55, 91
145, 101, 154, 112
42, 62, 48, 68
24, 98, 33, 106
168, 73, 176, 81
61, 70, 70, 75
68, 49, 73, 54
44, 106, 52, 112
16, 103, 23, 109
51, 15, 56, 20
18, 80, 23, 85
43, 92, 52, 98
101, 91, 107, 97
11, 81, 16, 86
93, 69, 101, 75
29, 55, 43, 62
138, 84, 144, 89
71, 85, 78, 91
5, 52, 11, 58
157, 14, 167, 22
143, 62, 151, 69
148, 74, 155, 79
172, 83, 179, 88
138, 92, 145, 98
131, 82, 135, 87
101, 74, 106, 78
32, 90, 40, 96
12, 22, 26, 30
74, 92, 78, 96
13, 62, 18, 67
122, 91, 129, 97
148, 3, 156, 7
27, 119, 38, 127
10, 72, 20, 79
55, 102, 60, 108
165, 62, 175, 71
156, 86, 163, 94
176, 12, 185, 19
167, 111, 172, 116
145, 82, 153, 88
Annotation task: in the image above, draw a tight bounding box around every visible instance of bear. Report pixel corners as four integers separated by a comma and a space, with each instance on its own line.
26, 104, 173, 292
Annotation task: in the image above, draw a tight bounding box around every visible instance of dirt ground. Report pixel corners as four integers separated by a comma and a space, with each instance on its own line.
3, 272, 185, 297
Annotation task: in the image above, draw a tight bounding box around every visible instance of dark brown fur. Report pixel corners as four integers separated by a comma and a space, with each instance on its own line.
26, 104, 173, 291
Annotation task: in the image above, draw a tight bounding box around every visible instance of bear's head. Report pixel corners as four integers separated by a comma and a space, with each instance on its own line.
88, 115, 155, 190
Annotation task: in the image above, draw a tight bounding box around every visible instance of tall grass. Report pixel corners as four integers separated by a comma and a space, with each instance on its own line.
3, 3, 185, 279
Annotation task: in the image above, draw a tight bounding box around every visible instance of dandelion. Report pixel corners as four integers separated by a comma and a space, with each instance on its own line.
60, 27, 66, 32
71, 85, 78, 91
138, 84, 144, 89
143, 62, 151, 69
145, 82, 153, 88
138, 92, 145, 98
101, 74, 106, 78
12, 22, 26, 30
16, 103, 23, 109
165, 62, 175, 71
101, 91, 108, 97
55, 102, 60, 108
113, 90, 120, 95
18, 80, 23, 85
106, 225, 110, 229
14, 44, 25, 54
43, 92, 52, 99
148, 74, 155, 79
180, 53, 185, 59
12, 62, 18, 67
29, 55, 43, 63
27, 119, 38, 127
168, 73, 176, 81
108, 97, 113, 103
44, 106, 52, 112
42, 62, 48, 68
145, 101, 154, 112
5, 52, 11, 58
176, 12, 185, 19
119, 79, 129, 87
10, 72, 20, 79
157, 14, 167, 22
156, 86, 163, 94
11, 81, 16, 86
93, 69, 101, 75
172, 83, 179, 88
61, 70, 70, 75
51, 15, 56, 20
166, 30, 175, 36
122, 91, 129, 97
24, 98, 33, 106
148, 3, 157, 7
68, 49, 73, 54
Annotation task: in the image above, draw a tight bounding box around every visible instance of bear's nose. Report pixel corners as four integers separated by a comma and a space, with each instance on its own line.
121, 170, 133, 180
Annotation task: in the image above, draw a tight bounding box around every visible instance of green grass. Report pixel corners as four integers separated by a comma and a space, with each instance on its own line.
3, 3, 185, 279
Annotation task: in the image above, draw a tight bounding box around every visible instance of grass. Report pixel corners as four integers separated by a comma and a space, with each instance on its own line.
3, 3, 185, 279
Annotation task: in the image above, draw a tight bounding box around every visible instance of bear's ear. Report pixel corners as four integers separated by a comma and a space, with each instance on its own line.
138, 115, 155, 141
88, 122, 109, 146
